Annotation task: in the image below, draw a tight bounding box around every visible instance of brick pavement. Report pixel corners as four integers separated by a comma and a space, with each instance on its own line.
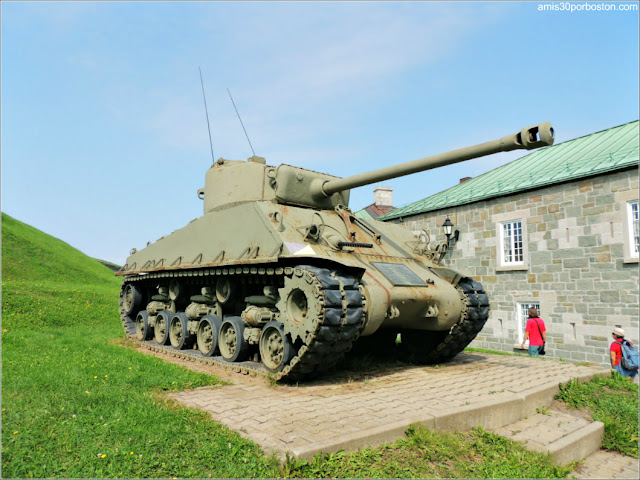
573, 450, 639, 479
168, 352, 608, 460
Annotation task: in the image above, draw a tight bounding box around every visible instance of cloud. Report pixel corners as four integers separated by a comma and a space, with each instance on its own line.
235, 3, 504, 109
3, 1, 518, 264
122, 2, 508, 165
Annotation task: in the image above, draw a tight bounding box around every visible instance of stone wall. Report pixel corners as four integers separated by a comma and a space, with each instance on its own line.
391, 168, 639, 367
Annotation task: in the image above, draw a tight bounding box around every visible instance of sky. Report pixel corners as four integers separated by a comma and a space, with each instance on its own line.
1, 1, 638, 265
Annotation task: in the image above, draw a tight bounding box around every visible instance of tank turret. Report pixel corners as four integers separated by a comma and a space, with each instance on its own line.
118, 121, 554, 382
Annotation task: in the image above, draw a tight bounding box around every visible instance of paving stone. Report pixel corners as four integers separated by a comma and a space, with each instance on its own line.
572, 450, 639, 479
167, 351, 609, 461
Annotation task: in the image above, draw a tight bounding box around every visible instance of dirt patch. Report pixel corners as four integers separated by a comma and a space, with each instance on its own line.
549, 398, 593, 422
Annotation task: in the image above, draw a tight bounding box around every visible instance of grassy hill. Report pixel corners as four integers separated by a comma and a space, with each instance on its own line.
2, 214, 117, 285
2, 214, 121, 328
1, 213, 277, 478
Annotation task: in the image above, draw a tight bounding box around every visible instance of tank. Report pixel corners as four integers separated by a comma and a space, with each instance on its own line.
118, 122, 555, 381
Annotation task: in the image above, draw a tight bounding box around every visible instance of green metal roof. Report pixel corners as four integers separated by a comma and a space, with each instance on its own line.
380, 120, 639, 221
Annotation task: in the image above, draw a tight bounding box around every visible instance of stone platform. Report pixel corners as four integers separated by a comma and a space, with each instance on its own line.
168, 352, 609, 461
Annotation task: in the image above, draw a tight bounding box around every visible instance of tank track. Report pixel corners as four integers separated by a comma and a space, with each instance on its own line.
118, 265, 364, 382
394, 277, 489, 364
425, 277, 490, 363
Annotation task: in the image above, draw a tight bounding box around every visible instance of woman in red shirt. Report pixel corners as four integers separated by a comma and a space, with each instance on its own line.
521, 307, 546, 357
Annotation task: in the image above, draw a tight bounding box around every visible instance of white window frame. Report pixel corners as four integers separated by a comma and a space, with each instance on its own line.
627, 200, 639, 260
517, 301, 541, 345
500, 220, 524, 266
493, 208, 529, 271
620, 193, 640, 263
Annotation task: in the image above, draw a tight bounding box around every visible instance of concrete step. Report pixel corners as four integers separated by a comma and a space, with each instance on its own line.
490, 409, 604, 465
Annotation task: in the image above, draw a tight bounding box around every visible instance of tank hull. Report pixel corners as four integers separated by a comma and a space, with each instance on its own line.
118, 202, 489, 381
120, 202, 467, 335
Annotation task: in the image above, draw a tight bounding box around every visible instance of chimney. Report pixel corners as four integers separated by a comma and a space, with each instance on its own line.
460, 177, 472, 183
374, 186, 393, 207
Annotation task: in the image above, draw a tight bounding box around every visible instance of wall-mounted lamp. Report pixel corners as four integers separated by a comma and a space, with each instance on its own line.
442, 216, 460, 244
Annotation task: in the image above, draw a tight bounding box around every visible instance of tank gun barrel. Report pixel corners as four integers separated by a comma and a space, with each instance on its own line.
317, 122, 554, 198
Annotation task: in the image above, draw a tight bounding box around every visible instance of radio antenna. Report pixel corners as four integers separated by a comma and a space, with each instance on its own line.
199, 66, 215, 164
227, 88, 256, 156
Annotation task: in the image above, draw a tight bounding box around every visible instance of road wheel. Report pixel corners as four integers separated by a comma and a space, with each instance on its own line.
219, 316, 249, 362
259, 321, 293, 372
170, 313, 193, 350
135, 310, 154, 341
197, 315, 222, 356
154, 310, 172, 345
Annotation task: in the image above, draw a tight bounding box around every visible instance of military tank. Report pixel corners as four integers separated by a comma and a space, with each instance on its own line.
118, 122, 554, 381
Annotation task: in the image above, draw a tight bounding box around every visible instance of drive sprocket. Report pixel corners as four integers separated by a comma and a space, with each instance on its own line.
275, 268, 325, 343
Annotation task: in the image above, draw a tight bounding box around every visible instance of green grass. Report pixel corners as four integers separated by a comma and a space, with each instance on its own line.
0, 213, 624, 478
465, 346, 524, 357
283, 426, 573, 478
555, 375, 639, 457
1, 214, 280, 478
1, 323, 281, 478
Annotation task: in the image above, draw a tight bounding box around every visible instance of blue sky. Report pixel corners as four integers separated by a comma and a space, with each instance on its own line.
2, 1, 638, 265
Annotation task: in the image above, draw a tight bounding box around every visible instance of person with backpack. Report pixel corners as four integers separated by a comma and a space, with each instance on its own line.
521, 307, 546, 357
610, 327, 638, 381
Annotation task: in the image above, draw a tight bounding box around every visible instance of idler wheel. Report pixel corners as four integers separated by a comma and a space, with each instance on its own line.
219, 316, 249, 362
170, 313, 194, 350
259, 321, 294, 373
123, 284, 142, 316
135, 310, 154, 341
154, 310, 172, 345
197, 315, 222, 357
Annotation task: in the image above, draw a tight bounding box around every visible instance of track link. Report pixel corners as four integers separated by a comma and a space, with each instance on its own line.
118, 265, 364, 382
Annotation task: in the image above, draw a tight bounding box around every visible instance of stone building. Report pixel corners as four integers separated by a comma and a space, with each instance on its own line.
379, 120, 639, 367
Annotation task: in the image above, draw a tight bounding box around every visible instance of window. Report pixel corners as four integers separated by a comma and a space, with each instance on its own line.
628, 201, 639, 259
517, 302, 541, 344
493, 209, 529, 271
620, 194, 638, 264
500, 220, 524, 265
